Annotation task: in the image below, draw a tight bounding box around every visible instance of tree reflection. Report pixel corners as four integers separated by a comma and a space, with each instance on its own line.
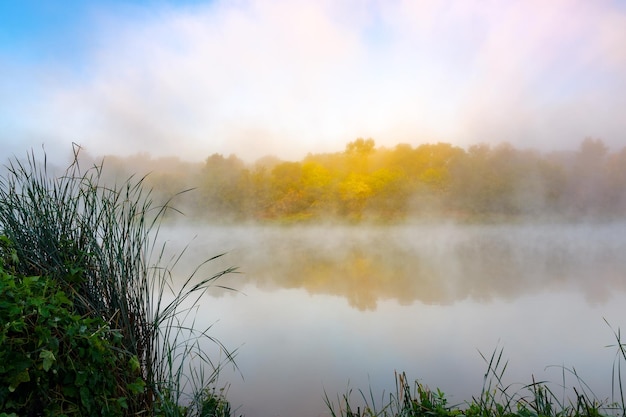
233, 224, 626, 310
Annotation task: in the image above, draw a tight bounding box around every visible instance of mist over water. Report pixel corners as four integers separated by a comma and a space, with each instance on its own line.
164, 221, 626, 307
158, 221, 626, 417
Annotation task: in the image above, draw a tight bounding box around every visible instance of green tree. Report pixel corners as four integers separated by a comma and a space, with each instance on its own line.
345, 138, 375, 155
301, 161, 334, 215
569, 137, 610, 216
364, 168, 408, 219
447, 143, 506, 216
198, 153, 246, 220
345, 138, 376, 174
338, 173, 372, 220
266, 162, 309, 219
606, 146, 626, 215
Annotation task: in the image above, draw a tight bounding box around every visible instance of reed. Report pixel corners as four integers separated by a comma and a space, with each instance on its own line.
0, 144, 237, 416
325, 325, 626, 417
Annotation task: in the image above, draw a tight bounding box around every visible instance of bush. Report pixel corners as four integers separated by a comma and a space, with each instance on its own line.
0, 145, 237, 416
0, 263, 144, 416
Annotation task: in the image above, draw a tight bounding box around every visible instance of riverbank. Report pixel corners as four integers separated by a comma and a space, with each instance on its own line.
325, 332, 626, 417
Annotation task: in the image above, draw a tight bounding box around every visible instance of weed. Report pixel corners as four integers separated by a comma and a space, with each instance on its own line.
326, 327, 626, 417
0, 145, 237, 415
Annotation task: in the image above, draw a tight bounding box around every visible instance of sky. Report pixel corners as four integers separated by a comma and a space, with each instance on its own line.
1, 0, 626, 163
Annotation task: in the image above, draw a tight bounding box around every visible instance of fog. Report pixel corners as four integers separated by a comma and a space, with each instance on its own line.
156, 221, 626, 417
163, 222, 626, 308
2, 143, 623, 417
4, 1, 626, 413
3, 1, 626, 163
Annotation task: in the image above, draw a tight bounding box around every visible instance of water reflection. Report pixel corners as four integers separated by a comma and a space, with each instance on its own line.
168, 222, 626, 309
159, 222, 626, 417
196, 285, 625, 417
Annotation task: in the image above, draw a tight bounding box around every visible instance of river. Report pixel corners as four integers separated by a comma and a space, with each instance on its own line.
158, 221, 626, 417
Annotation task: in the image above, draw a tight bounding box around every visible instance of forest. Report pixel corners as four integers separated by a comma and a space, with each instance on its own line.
89, 137, 626, 223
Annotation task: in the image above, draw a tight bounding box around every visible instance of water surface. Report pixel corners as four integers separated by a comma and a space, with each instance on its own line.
161, 222, 626, 417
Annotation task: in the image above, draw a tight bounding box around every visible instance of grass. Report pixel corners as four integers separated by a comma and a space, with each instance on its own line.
325, 323, 626, 417
0, 144, 238, 416
3, 144, 626, 417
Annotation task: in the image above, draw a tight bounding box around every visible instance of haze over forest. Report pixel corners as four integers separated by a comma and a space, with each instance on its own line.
75, 136, 626, 223
2, 1, 625, 221
2, 1, 626, 164
3, 4, 626, 416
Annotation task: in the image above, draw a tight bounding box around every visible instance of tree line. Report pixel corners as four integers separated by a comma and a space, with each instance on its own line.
92, 137, 626, 222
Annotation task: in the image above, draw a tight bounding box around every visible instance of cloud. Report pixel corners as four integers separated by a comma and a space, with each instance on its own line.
52, 0, 371, 160
452, 0, 626, 149
3, 0, 626, 163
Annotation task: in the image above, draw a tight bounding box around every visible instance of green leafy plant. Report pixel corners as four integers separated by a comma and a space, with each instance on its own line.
0, 268, 144, 416
0, 145, 238, 416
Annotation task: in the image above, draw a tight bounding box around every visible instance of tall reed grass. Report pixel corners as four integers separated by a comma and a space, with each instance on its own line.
0, 144, 237, 416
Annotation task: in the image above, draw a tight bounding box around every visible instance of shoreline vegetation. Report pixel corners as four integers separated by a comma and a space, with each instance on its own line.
1, 143, 625, 416
0, 145, 238, 416
325, 327, 626, 417
76, 137, 626, 225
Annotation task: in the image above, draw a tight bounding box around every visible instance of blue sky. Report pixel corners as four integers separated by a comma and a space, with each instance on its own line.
1, 0, 626, 163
